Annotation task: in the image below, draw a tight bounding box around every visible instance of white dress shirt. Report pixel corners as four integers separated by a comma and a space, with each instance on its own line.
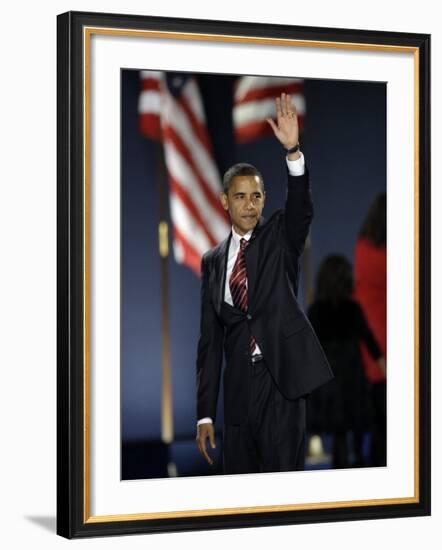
197, 153, 305, 427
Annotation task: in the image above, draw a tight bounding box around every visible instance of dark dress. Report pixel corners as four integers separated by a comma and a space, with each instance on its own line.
306, 298, 382, 467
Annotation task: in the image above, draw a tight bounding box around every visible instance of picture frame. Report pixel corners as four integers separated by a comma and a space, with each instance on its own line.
57, 10, 431, 538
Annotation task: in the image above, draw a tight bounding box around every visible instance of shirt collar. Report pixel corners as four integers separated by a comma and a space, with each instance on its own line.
231, 226, 253, 246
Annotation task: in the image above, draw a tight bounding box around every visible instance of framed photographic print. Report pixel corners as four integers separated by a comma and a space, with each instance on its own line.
57, 10, 431, 538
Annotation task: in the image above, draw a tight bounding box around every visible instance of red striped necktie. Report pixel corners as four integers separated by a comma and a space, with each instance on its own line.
229, 237, 257, 353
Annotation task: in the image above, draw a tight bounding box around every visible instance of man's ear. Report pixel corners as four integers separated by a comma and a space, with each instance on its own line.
220, 192, 229, 211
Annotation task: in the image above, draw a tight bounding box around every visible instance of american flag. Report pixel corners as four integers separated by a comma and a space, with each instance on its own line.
138, 70, 230, 276
233, 76, 305, 144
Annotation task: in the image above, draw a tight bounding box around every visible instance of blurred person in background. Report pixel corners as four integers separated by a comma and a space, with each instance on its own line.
307, 255, 386, 469
353, 192, 387, 467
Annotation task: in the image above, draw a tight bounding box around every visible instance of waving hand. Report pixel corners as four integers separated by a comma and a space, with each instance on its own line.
266, 92, 299, 150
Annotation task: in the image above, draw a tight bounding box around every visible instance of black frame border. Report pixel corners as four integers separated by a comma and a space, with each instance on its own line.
57, 10, 431, 539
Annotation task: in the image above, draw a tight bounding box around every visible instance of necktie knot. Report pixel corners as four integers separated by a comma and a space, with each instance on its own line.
240, 237, 248, 251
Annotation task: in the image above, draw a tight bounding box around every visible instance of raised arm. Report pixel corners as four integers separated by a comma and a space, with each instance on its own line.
267, 92, 313, 256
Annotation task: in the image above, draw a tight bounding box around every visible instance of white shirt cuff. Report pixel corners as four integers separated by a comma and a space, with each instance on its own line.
197, 417, 213, 426
286, 151, 305, 176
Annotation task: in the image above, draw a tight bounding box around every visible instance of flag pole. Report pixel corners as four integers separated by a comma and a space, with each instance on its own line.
155, 143, 174, 444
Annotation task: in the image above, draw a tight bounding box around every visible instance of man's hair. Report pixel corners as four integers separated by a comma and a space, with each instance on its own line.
222, 162, 265, 194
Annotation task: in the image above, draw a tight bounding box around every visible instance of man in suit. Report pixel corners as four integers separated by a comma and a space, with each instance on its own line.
195, 92, 334, 474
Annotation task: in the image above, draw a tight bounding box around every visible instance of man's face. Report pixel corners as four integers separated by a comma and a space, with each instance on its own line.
220, 175, 265, 236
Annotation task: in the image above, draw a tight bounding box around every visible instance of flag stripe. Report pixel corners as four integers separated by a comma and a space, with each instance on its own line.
168, 175, 218, 247
138, 73, 163, 140
234, 96, 306, 127
234, 76, 303, 101
160, 92, 222, 196
180, 80, 212, 150
140, 70, 163, 83
235, 82, 304, 105
170, 194, 213, 255
235, 119, 304, 145
138, 89, 162, 115
163, 128, 229, 225
173, 227, 202, 276
233, 75, 306, 145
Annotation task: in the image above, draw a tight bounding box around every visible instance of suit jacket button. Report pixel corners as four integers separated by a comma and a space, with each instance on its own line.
247, 313, 252, 320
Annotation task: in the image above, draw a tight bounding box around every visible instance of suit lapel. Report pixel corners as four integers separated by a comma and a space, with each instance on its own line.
244, 216, 265, 306
214, 233, 231, 314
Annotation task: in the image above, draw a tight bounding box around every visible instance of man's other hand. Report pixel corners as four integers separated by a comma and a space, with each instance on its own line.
196, 422, 216, 466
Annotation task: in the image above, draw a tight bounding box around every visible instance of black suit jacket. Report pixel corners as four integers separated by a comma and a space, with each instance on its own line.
196, 164, 334, 425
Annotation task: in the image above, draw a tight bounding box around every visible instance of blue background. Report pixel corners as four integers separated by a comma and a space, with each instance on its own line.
121, 70, 386, 458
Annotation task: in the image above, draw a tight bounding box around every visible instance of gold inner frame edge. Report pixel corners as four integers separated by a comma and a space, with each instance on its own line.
82, 26, 420, 523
